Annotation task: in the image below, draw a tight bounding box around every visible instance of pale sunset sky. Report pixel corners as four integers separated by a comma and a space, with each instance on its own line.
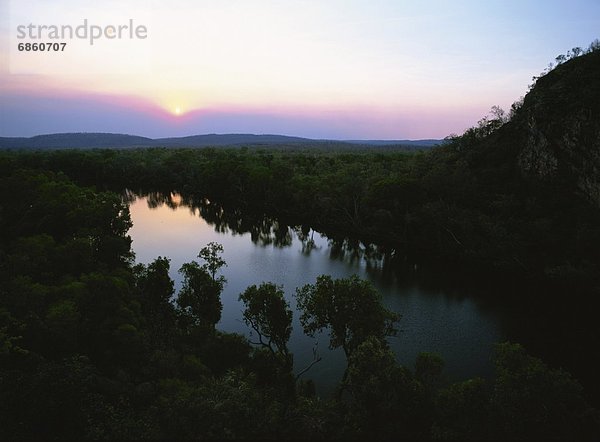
0, 0, 598, 139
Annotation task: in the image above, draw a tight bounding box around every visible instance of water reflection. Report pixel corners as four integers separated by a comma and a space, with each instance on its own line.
125, 189, 505, 396
126, 189, 397, 270
296, 227, 321, 256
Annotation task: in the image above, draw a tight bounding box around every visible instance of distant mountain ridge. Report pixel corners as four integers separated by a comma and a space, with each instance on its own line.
0, 132, 442, 150
344, 139, 441, 147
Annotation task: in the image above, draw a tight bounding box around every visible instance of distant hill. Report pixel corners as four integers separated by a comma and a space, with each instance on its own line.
345, 139, 442, 147
0, 133, 154, 149
153, 133, 315, 147
0, 132, 442, 150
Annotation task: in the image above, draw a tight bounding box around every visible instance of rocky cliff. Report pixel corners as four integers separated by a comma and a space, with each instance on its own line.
516, 49, 600, 205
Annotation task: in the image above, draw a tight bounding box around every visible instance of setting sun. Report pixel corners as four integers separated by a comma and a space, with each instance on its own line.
174, 106, 182, 115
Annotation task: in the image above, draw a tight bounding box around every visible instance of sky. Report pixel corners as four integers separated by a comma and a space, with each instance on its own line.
0, 0, 599, 139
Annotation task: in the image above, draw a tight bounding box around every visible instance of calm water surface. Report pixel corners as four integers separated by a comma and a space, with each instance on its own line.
128, 193, 505, 395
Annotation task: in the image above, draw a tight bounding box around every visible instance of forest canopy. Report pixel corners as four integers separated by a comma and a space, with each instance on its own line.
1, 153, 599, 440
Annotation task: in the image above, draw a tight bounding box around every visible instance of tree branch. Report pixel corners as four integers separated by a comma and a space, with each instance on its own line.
295, 341, 322, 381
247, 317, 276, 356
295, 356, 322, 381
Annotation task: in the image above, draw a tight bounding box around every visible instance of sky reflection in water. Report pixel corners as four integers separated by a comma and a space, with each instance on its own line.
128, 192, 504, 395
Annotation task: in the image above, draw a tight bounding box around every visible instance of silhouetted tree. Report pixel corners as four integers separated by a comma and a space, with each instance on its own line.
177, 263, 222, 330
134, 257, 176, 347
198, 242, 227, 282
295, 274, 400, 390
239, 282, 292, 369
177, 243, 227, 332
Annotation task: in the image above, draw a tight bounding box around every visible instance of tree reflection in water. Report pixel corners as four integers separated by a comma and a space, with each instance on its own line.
124, 189, 398, 271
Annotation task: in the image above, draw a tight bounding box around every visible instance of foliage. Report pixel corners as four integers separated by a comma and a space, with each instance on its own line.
0, 166, 598, 440
433, 377, 489, 440
177, 260, 223, 331
295, 275, 400, 361
133, 257, 176, 347
239, 282, 293, 367
345, 336, 430, 440
415, 352, 445, 388
431, 344, 600, 441
490, 342, 600, 441
198, 241, 227, 281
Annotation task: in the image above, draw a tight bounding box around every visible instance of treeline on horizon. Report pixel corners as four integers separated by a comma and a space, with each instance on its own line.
3, 128, 600, 291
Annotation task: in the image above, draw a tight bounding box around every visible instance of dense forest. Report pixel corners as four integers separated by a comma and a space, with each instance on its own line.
1, 46, 600, 439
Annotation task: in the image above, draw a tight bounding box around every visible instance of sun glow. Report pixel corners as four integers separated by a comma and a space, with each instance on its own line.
174, 106, 182, 115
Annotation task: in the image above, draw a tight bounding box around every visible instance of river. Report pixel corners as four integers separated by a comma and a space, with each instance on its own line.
126, 191, 510, 395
